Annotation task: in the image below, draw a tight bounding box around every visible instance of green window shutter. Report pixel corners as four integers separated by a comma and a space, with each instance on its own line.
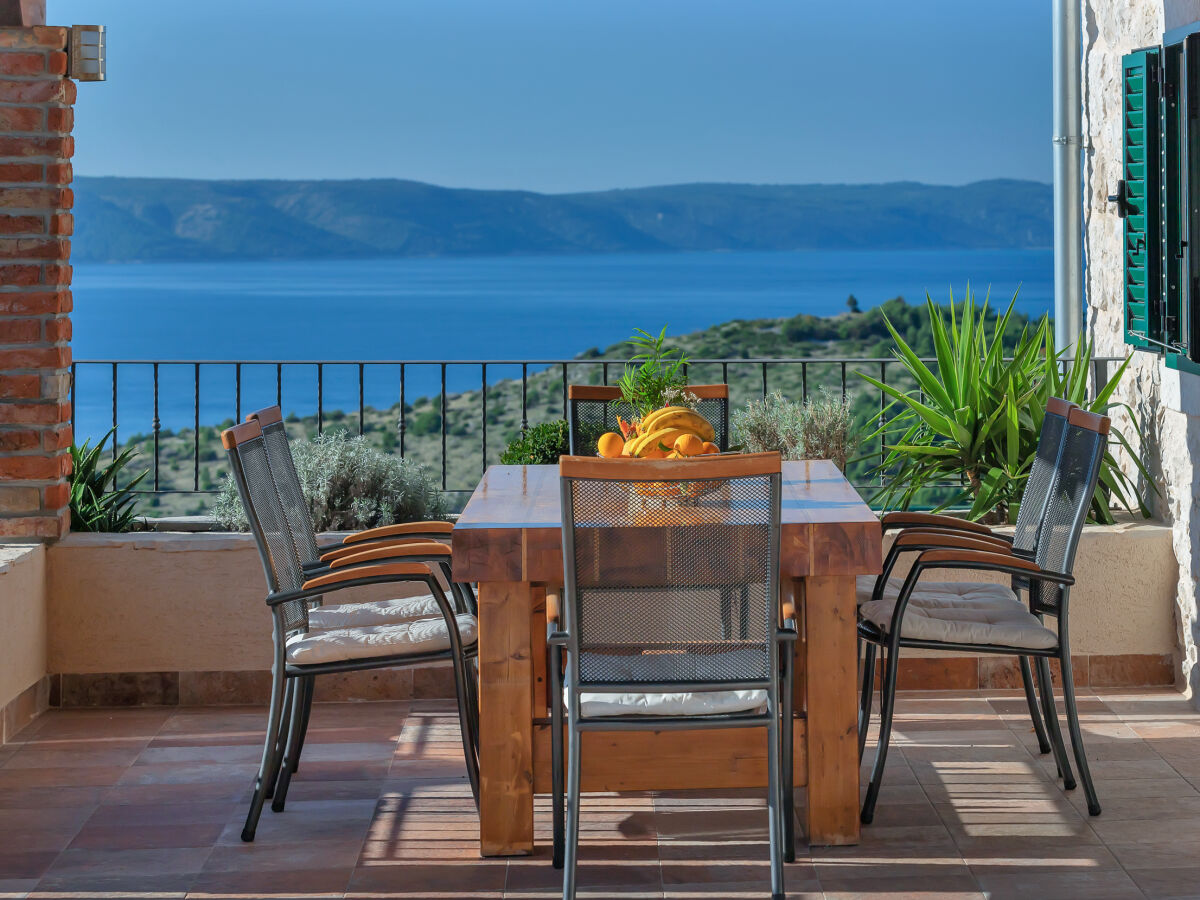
1122, 48, 1161, 350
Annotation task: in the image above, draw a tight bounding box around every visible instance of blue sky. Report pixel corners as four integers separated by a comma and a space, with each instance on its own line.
55, 0, 1050, 193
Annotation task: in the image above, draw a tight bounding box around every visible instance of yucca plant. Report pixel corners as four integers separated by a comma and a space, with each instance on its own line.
860, 287, 1153, 524
70, 429, 147, 532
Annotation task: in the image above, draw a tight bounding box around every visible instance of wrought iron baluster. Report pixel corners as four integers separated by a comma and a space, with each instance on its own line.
69, 361, 76, 435
521, 363, 528, 432
276, 363, 282, 410
358, 363, 365, 436
840, 361, 847, 398
317, 363, 324, 435
879, 361, 887, 484
235, 362, 242, 422
481, 363, 487, 477
440, 363, 448, 491
761, 362, 768, 397
152, 363, 160, 492
802, 362, 808, 402
399, 363, 406, 457
193, 363, 200, 492
111, 362, 117, 460
561, 362, 568, 421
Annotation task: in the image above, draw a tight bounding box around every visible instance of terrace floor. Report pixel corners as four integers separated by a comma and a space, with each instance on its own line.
0, 689, 1198, 899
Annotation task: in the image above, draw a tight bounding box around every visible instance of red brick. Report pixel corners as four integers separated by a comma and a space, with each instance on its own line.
0, 317, 40, 343
0, 289, 68, 314
0, 346, 68, 369
0, 106, 41, 132
0, 429, 38, 451
42, 481, 67, 509
44, 162, 69, 184
45, 51, 66, 76
0, 186, 69, 208
42, 316, 68, 341
45, 106, 70, 132
0, 452, 69, 480
41, 423, 70, 451
0, 401, 70, 427
0, 513, 68, 539
0, 374, 38, 398
0, 214, 42, 234
0, 28, 69, 51
47, 212, 70, 234
0, 51, 49, 76
0, 79, 72, 103
0, 237, 67, 259
0, 484, 40, 513
0, 163, 41, 183
0, 136, 72, 161
41, 262, 68, 284
0, 262, 39, 285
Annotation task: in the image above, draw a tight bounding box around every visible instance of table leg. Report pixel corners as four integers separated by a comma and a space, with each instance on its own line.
803, 574, 860, 845
478, 580, 534, 857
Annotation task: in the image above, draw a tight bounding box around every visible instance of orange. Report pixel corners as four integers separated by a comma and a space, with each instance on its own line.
641, 446, 669, 459
673, 433, 705, 457
700, 441, 720, 455
597, 432, 625, 458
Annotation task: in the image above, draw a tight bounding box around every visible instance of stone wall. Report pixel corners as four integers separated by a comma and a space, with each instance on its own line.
1082, 0, 1200, 700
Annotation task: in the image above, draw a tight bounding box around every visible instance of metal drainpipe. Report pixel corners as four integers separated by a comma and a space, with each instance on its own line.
1053, 0, 1084, 353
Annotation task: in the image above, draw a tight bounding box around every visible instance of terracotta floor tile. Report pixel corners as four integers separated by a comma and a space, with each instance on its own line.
973, 868, 1145, 899
41, 846, 213, 879
349, 860, 509, 893
0, 853, 59, 882
819, 870, 984, 898
1126, 865, 1200, 900
188, 865, 355, 895
69, 821, 227, 851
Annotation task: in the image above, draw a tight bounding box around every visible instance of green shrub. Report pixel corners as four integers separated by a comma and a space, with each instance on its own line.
212, 430, 446, 532
798, 388, 855, 472
732, 389, 855, 470
70, 429, 146, 532
500, 420, 570, 465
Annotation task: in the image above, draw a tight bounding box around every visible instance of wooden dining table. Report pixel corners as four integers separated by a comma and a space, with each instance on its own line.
451, 459, 882, 856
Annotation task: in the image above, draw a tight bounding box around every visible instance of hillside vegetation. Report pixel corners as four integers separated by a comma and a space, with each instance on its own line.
111, 297, 1036, 518
73, 177, 1052, 263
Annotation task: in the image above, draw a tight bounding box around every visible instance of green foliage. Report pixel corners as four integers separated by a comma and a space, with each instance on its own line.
732, 388, 855, 470
617, 325, 690, 417
212, 430, 446, 532
860, 287, 1153, 524
70, 429, 147, 532
500, 420, 570, 465
798, 388, 855, 472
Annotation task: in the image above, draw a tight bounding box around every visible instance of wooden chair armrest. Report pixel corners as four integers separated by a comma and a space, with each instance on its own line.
881, 511, 996, 537
302, 562, 432, 590
918, 549, 1042, 574
343, 520, 453, 545
320, 537, 434, 563
328, 541, 449, 569
894, 530, 1013, 553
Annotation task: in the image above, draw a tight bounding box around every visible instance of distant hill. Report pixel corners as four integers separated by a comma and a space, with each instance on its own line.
71, 177, 1052, 263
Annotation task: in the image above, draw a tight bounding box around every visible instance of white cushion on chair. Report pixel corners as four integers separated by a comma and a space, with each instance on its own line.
856, 575, 1010, 607
574, 688, 767, 718
859, 583, 1057, 650
286, 614, 477, 666
307, 595, 443, 629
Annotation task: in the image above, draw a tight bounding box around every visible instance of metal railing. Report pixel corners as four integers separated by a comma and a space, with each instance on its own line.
69, 355, 1122, 503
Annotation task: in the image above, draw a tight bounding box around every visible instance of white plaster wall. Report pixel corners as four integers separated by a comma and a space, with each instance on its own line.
1083, 0, 1200, 696
0, 544, 46, 711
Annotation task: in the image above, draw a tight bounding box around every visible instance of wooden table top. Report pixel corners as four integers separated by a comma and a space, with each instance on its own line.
452, 460, 882, 584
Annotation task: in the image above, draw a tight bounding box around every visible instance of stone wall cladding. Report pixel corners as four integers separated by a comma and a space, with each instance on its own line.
0, 25, 73, 540
1083, 0, 1200, 698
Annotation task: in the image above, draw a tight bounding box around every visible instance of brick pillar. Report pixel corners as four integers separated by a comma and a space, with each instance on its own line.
0, 24, 74, 539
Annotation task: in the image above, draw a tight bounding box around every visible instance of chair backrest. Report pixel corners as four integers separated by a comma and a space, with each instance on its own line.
1011, 397, 1077, 553
558, 452, 781, 691
245, 406, 321, 566
222, 419, 309, 633
1034, 407, 1111, 579
567, 384, 730, 456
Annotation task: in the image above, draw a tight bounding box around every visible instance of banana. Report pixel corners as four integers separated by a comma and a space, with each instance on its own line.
637, 405, 694, 433
629, 427, 693, 457
644, 411, 716, 444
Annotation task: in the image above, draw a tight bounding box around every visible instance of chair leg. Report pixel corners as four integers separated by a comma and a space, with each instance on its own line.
448, 653, 480, 807
766, 712, 786, 900
1019, 656, 1052, 755
562, 713, 582, 900
263, 678, 295, 802
860, 637, 900, 825
1059, 652, 1101, 816
858, 640, 877, 762
781, 648, 795, 863
271, 677, 305, 812
242, 661, 287, 842
464, 656, 480, 754
1034, 656, 1076, 791
290, 676, 315, 774
550, 644, 565, 870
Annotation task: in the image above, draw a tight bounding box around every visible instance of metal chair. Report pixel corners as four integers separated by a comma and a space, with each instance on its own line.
244, 406, 478, 780
858, 397, 1078, 762
858, 407, 1110, 824
566, 384, 731, 455
549, 452, 794, 900
222, 419, 480, 842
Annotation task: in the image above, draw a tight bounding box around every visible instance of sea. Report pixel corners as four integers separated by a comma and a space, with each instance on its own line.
70, 248, 1052, 442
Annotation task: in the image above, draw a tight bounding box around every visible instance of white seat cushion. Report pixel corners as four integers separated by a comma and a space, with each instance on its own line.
856, 575, 1002, 607
286, 614, 477, 666
307, 595, 442, 629
859, 582, 1057, 650
574, 688, 767, 718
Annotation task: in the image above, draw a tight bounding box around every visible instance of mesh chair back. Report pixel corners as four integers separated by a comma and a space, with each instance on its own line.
559, 453, 781, 689
247, 407, 321, 565
1034, 408, 1110, 580
222, 420, 309, 633
567, 384, 730, 455
1012, 397, 1076, 553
